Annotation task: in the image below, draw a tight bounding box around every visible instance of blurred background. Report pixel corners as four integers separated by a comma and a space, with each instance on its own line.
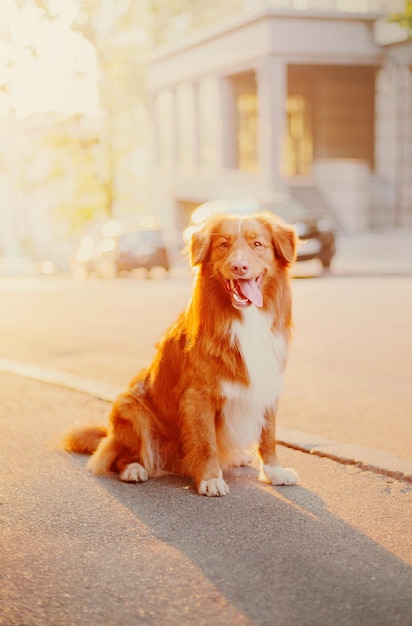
0, 0, 411, 276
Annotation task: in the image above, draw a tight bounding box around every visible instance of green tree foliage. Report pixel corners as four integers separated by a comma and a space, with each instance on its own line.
72, 0, 153, 218
0, 0, 244, 258
387, 0, 412, 37
71, 0, 243, 218
44, 116, 107, 235
150, 0, 242, 44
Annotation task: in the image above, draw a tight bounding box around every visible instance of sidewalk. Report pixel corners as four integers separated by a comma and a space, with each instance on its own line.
290, 227, 412, 482
333, 228, 412, 275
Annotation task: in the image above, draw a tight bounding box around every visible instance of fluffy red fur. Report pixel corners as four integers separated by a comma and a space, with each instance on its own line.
61, 212, 299, 496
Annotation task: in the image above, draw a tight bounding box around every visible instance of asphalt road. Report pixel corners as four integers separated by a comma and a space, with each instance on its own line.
0, 273, 411, 460
0, 274, 411, 625
1, 373, 411, 626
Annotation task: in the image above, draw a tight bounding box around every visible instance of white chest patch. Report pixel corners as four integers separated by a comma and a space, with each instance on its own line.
221, 307, 288, 450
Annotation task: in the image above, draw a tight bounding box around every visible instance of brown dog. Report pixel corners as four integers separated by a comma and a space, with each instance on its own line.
61, 212, 298, 496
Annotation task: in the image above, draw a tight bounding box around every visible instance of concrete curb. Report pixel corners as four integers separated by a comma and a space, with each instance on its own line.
1, 356, 411, 484
277, 428, 412, 483
0, 357, 121, 403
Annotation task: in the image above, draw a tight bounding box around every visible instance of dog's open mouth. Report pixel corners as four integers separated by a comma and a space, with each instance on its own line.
225, 276, 263, 308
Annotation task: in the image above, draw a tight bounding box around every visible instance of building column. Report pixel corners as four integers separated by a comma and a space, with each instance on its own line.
396, 64, 411, 226
148, 90, 159, 174
256, 56, 287, 189
151, 88, 178, 173
218, 75, 236, 169
192, 80, 201, 169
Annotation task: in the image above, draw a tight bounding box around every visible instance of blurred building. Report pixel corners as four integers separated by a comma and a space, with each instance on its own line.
146, 0, 412, 234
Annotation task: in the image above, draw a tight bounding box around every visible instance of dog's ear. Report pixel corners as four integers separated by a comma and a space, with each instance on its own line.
190, 227, 211, 266
262, 213, 297, 267
274, 223, 297, 266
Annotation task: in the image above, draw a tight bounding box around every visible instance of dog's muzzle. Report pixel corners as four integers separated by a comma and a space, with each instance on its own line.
224, 276, 263, 308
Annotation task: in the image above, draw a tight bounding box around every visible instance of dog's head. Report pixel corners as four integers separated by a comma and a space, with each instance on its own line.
190, 212, 297, 309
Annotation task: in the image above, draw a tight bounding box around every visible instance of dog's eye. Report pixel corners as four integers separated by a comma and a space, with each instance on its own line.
219, 241, 229, 249
254, 241, 262, 248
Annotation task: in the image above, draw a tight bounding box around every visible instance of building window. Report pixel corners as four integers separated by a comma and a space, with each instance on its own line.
230, 71, 258, 172
336, 0, 370, 11
287, 64, 375, 175
285, 95, 313, 175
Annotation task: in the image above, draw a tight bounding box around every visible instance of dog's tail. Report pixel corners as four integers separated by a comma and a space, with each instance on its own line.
59, 424, 108, 455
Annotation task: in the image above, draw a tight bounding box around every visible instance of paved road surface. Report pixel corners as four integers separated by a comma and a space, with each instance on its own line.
0, 274, 411, 462
0, 372, 411, 626
1, 271, 412, 625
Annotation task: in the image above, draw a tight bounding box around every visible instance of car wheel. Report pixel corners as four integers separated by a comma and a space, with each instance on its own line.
148, 265, 169, 279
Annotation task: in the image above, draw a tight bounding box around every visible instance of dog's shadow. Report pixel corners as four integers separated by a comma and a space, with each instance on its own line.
66, 454, 412, 626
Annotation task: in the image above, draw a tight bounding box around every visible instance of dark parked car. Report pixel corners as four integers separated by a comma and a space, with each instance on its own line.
72, 227, 170, 279
182, 195, 336, 270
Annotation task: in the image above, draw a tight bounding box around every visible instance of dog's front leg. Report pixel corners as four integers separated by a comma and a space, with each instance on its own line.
180, 390, 229, 497
258, 406, 298, 486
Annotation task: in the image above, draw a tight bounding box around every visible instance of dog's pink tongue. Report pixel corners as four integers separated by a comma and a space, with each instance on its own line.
239, 279, 263, 308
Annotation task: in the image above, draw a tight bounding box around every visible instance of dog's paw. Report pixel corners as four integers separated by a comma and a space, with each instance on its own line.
120, 462, 148, 483
198, 474, 229, 497
259, 464, 298, 486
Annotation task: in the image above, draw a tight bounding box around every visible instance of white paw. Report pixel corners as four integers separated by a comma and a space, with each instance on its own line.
198, 474, 229, 497
120, 462, 148, 483
259, 464, 298, 486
